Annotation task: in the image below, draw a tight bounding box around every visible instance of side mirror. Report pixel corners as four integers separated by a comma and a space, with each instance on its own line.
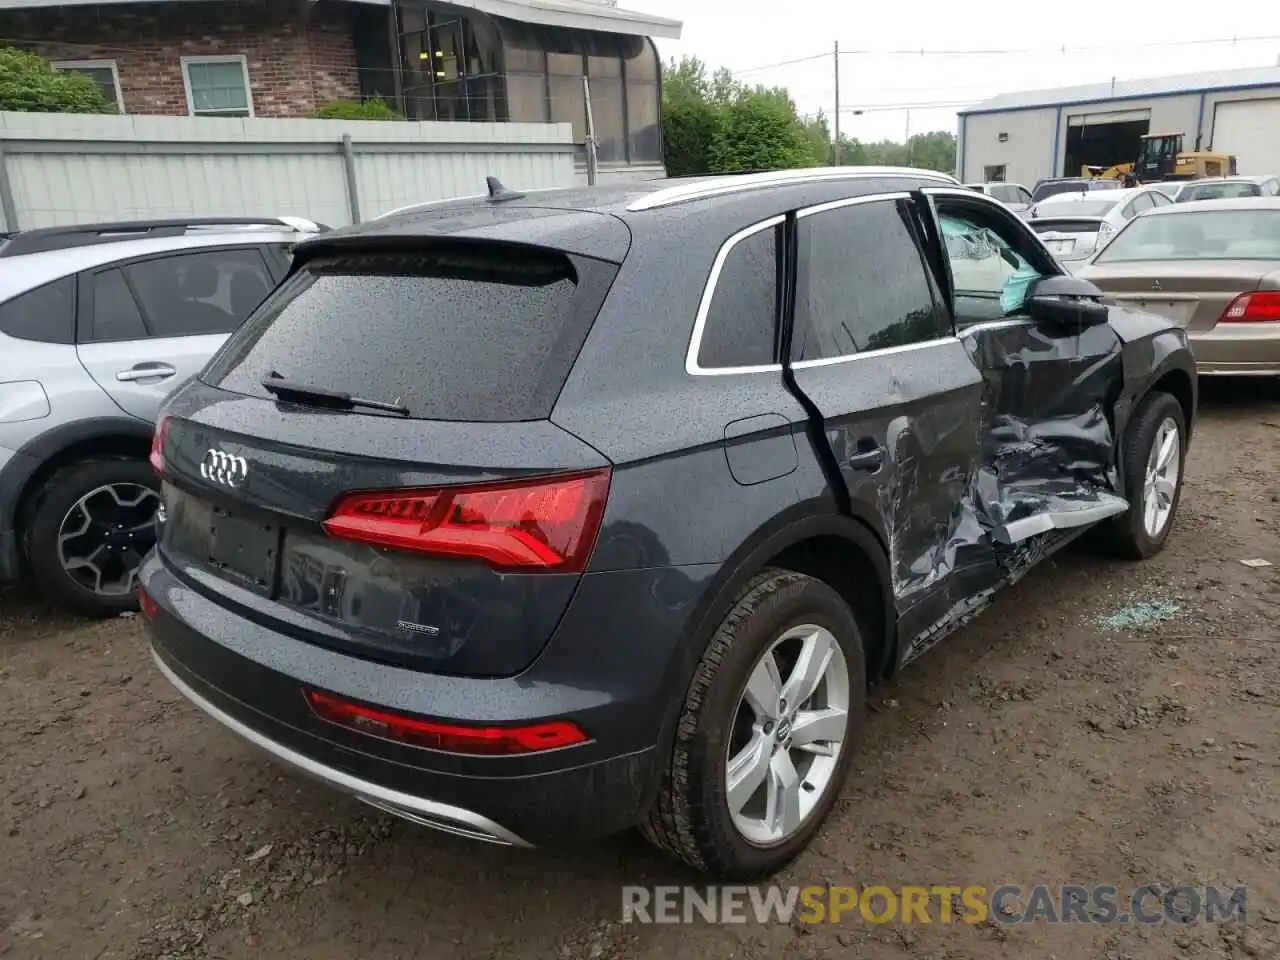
1026, 275, 1110, 327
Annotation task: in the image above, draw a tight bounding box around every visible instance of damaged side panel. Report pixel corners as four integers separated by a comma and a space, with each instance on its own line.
791, 316, 1132, 670
960, 318, 1129, 553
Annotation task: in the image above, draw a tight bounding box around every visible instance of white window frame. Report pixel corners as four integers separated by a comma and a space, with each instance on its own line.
51, 59, 125, 114
181, 55, 255, 118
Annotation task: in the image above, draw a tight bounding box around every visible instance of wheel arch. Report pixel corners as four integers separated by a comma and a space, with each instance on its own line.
5, 417, 155, 562
658, 500, 896, 727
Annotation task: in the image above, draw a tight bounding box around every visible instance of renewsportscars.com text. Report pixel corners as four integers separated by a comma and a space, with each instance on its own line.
621, 884, 1247, 926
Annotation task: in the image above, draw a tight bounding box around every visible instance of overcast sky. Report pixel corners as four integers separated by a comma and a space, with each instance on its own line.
623, 0, 1280, 142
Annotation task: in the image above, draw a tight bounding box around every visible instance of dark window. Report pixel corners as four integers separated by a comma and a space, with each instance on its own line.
550, 73, 587, 142
90, 270, 148, 342
205, 246, 617, 422
622, 37, 659, 83
0, 276, 76, 344
506, 73, 547, 122
625, 82, 660, 163
697, 225, 779, 369
589, 73, 625, 161
123, 249, 274, 337
792, 201, 947, 360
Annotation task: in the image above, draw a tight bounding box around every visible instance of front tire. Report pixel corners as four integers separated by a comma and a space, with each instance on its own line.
643, 569, 867, 879
1101, 390, 1187, 560
25, 458, 161, 617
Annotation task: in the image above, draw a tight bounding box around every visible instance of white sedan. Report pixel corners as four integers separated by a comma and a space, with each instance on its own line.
1024, 186, 1176, 270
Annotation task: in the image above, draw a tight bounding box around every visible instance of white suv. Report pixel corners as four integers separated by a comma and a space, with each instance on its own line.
0, 217, 324, 615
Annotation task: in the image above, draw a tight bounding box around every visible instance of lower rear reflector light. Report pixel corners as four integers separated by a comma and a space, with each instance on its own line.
303, 688, 589, 755
138, 587, 159, 619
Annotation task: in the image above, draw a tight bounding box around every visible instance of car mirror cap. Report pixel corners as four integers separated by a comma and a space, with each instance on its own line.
1026, 275, 1110, 327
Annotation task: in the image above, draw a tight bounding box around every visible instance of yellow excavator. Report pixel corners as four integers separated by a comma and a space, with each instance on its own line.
1081, 132, 1237, 184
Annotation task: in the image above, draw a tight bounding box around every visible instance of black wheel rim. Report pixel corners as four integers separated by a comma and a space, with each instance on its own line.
57, 483, 161, 596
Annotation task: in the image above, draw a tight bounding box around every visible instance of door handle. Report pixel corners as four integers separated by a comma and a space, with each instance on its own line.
847, 445, 885, 472
116, 363, 177, 382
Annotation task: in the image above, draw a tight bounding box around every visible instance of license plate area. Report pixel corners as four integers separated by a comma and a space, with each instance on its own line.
166, 489, 281, 595
208, 506, 280, 593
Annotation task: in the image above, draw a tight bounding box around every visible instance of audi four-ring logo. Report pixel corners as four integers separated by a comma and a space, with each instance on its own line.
200, 449, 249, 488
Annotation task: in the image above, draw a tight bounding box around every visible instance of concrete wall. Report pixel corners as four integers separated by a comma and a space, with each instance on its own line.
0, 112, 579, 231
961, 84, 1280, 186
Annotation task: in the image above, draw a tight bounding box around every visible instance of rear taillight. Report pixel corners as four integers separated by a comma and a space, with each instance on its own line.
149, 416, 170, 474
322, 469, 611, 572
1220, 291, 1280, 323
303, 688, 588, 755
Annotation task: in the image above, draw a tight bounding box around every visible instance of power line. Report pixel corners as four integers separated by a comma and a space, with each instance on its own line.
730, 32, 1280, 75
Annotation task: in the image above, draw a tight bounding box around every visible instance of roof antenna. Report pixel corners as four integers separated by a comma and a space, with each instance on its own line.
485, 176, 526, 203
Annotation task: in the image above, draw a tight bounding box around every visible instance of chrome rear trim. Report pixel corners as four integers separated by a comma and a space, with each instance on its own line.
151, 648, 533, 848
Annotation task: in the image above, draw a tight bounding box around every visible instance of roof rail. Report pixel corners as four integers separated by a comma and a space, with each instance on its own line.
0, 216, 327, 258
627, 166, 960, 212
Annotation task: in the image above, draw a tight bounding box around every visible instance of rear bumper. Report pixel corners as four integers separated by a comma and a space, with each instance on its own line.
152, 647, 533, 846
1191, 325, 1280, 376
141, 551, 718, 845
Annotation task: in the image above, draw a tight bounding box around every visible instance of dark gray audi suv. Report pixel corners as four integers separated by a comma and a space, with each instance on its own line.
141, 167, 1196, 879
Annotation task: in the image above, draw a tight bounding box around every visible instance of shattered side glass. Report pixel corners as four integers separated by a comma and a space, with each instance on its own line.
939, 213, 1042, 313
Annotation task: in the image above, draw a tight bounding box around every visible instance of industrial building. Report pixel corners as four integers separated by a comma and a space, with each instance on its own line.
957, 64, 1280, 186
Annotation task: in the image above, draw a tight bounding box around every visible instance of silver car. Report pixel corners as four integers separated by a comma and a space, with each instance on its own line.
1025, 186, 1176, 269
0, 217, 324, 615
964, 181, 1034, 214
1176, 175, 1280, 203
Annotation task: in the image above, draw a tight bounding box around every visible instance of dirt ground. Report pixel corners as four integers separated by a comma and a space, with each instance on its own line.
3, 379, 1279, 960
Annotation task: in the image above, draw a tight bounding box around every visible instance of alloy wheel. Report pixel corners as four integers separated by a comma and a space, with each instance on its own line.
57, 483, 161, 596
725, 624, 850, 846
1142, 416, 1180, 538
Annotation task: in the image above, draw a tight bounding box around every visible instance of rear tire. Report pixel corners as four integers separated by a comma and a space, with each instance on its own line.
25, 459, 161, 617
1098, 390, 1187, 560
642, 569, 867, 879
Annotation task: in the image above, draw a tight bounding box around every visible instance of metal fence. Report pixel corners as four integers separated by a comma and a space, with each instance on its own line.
0, 113, 582, 231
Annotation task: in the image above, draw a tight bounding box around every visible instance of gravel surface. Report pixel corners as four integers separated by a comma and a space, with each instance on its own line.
2, 379, 1279, 960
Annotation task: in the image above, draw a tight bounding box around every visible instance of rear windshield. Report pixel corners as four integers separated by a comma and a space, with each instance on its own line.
204, 245, 617, 422
1032, 182, 1086, 202
1178, 181, 1261, 202
1033, 199, 1117, 218
1095, 210, 1280, 262
1029, 219, 1101, 235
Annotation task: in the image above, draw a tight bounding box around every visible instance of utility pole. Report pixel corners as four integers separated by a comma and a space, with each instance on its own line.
832, 41, 841, 165
904, 109, 912, 165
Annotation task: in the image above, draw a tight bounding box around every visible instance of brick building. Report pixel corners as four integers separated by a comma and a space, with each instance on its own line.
0, 0, 680, 166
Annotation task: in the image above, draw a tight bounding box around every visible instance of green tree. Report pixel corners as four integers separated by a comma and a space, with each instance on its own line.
0, 47, 112, 113
709, 87, 813, 174
801, 110, 832, 166
661, 56, 724, 177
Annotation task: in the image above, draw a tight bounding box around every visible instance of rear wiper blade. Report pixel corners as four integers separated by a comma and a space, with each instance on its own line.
260, 373, 410, 416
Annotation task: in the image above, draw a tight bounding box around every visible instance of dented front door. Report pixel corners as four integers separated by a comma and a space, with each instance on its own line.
924, 190, 1129, 566
784, 195, 999, 655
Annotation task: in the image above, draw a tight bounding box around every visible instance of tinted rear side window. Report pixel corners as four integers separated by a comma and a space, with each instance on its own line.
90, 269, 149, 342
696, 223, 780, 369
125, 248, 275, 337
0, 276, 75, 344
205, 246, 617, 422
792, 200, 947, 360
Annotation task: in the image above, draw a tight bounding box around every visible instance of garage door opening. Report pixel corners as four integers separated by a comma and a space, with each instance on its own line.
1063, 111, 1151, 177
